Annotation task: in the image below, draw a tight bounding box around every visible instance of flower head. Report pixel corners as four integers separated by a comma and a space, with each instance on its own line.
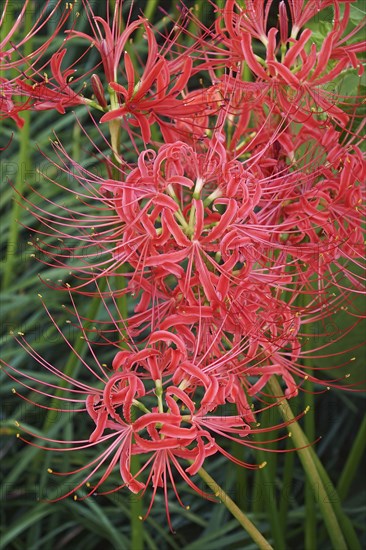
3, 293, 310, 528
3, 0, 365, 536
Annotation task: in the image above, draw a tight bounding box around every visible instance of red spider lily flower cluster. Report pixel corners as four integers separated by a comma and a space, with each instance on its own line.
1, 0, 365, 527
0, 0, 77, 126
4, 292, 305, 529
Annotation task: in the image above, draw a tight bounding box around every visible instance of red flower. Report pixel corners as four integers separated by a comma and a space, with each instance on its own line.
63, 0, 199, 142
16, 50, 87, 113
99, 39, 194, 143
206, 0, 365, 126
0, 77, 31, 128
0, 1, 74, 124
0, 1, 71, 70
4, 298, 306, 528
4, 1, 365, 532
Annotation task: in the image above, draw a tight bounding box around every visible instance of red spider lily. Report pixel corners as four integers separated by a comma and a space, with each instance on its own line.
60, 0, 205, 143
4, 0, 365, 534
24, 115, 365, 303
15, 49, 88, 113
7, 313, 346, 530
228, 0, 364, 71
99, 57, 195, 144
208, 0, 365, 126
3, 293, 316, 529
0, 77, 31, 128
215, 0, 358, 51
97, 26, 195, 139
0, 1, 75, 125
67, 0, 142, 84
20, 116, 364, 377
0, 1, 71, 69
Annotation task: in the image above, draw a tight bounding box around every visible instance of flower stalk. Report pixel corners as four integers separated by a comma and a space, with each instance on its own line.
2, 4, 33, 290
267, 377, 348, 550
195, 466, 274, 550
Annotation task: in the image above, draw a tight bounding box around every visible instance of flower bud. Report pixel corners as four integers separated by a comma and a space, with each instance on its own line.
279, 1, 288, 45
91, 74, 107, 108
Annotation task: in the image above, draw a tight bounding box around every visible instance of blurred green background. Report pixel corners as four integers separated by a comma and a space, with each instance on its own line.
1, 1, 365, 548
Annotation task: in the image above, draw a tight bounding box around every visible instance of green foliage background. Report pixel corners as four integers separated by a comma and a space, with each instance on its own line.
1, 1, 365, 549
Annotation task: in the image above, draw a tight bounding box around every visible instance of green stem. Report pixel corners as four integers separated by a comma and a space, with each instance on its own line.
2, 6, 33, 290
130, 459, 144, 550
267, 377, 347, 550
196, 466, 274, 550
111, 106, 143, 548
155, 379, 164, 413
337, 415, 366, 500
114, 267, 143, 550
254, 407, 285, 550
278, 439, 295, 532
311, 446, 362, 550
301, 311, 316, 549
114, 259, 143, 550
232, 441, 247, 512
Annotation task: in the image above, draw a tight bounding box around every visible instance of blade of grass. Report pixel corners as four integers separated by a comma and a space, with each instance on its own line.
0, 505, 53, 550
337, 415, 366, 500
278, 438, 295, 532
136, 0, 159, 38
253, 407, 286, 549
2, 5, 33, 291
311, 438, 362, 550
232, 441, 248, 511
